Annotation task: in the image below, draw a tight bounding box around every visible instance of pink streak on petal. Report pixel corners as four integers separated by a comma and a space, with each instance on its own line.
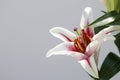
86, 27, 94, 38
60, 33, 73, 42
66, 44, 78, 52
86, 58, 92, 68
86, 20, 89, 25
106, 30, 114, 34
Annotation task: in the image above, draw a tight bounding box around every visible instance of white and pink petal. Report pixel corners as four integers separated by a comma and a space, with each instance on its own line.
89, 55, 99, 78
50, 27, 76, 42
92, 26, 120, 41
85, 40, 101, 57
80, 7, 93, 29
78, 56, 99, 78
46, 42, 86, 60
91, 17, 115, 27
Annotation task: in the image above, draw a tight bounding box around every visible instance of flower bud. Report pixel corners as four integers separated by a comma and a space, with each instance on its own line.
102, 0, 120, 13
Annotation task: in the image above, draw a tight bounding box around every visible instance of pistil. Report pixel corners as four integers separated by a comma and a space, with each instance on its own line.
74, 27, 80, 36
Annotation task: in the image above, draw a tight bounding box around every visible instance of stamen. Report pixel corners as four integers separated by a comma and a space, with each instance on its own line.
74, 39, 81, 52
73, 28, 92, 53
74, 38, 85, 53
81, 29, 92, 46
76, 40, 85, 53
81, 29, 87, 47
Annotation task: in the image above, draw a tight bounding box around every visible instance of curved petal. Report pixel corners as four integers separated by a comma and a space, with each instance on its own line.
78, 60, 94, 77
93, 26, 120, 41
46, 42, 86, 60
89, 55, 99, 78
85, 35, 115, 57
91, 17, 115, 27
85, 40, 101, 57
80, 7, 93, 29
78, 56, 99, 78
98, 25, 120, 35
50, 27, 76, 42
85, 26, 120, 60
93, 45, 100, 65
104, 25, 120, 34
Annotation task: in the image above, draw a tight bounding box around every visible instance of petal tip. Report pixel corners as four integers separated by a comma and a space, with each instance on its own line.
46, 51, 52, 58
49, 27, 57, 34
46, 49, 54, 58
85, 7, 92, 12
46, 53, 50, 58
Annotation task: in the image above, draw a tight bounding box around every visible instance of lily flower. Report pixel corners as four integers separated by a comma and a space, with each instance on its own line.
46, 7, 120, 78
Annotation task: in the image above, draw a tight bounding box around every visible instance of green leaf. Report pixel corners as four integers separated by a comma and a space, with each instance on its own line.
101, 10, 107, 14
99, 52, 120, 80
115, 33, 120, 53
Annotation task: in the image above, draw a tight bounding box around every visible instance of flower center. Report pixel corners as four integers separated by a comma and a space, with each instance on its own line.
74, 29, 92, 53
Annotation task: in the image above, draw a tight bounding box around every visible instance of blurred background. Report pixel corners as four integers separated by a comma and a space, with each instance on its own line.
0, 0, 119, 80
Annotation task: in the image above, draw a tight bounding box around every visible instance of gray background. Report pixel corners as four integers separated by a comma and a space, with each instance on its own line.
0, 0, 119, 80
